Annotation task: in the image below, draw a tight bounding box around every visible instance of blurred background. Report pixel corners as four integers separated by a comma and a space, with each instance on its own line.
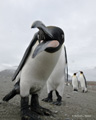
0, 0, 96, 81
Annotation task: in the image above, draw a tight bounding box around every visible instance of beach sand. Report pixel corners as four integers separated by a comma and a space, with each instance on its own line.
0, 70, 96, 120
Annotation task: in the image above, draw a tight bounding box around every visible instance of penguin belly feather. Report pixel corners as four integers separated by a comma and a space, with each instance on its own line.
19, 42, 62, 97
72, 77, 78, 89
47, 46, 65, 97
79, 75, 86, 88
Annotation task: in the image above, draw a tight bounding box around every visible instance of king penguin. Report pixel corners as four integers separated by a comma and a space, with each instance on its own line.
72, 73, 79, 91
3, 21, 65, 120
78, 71, 88, 93
42, 45, 68, 106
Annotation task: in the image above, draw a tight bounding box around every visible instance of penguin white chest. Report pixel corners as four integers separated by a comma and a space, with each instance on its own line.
47, 47, 65, 88
72, 76, 78, 88
79, 75, 85, 87
20, 47, 61, 94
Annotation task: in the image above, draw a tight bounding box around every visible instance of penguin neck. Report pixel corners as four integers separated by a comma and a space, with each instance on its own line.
80, 74, 83, 77
31, 44, 62, 80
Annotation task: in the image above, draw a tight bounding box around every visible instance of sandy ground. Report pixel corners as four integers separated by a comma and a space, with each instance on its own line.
0, 70, 96, 120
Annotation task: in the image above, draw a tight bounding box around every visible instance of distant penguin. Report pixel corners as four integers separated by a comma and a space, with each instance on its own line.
3, 21, 65, 120
78, 71, 88, 93
72, 73, 78, 91
42, 46, 68, 106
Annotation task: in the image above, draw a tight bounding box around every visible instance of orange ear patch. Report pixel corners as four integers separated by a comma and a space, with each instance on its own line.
47, 40, 59, 48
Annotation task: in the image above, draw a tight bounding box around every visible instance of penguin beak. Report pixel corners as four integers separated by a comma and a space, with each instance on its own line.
31, 20, 53, 39
32, 40, 59, 58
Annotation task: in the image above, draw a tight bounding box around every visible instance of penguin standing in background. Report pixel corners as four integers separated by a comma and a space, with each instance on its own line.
72, 73, 79, 91
78, 71, 88, 93
42, 46, 68, 106
3, 21, 65, 120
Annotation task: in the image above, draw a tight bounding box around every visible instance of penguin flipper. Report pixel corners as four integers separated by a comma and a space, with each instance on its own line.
3, 81, 20, 101
83, 74, 87, 88
3, 89, 17, 102
12, 33, 38, 81
64, 46, 68, 82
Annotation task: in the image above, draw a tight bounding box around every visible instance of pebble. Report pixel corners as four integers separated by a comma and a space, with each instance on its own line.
54, 111, 58, 114
66, 95, 71, 98
65, 106, 69, 108
65, 118, 71, 120
65, 114, 67, 116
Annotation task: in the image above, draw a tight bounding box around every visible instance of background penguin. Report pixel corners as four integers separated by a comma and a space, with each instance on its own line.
78, 71, 88, 93
42, 46, 68, 106
3, 21, 65, 120
72, 73, 79, 91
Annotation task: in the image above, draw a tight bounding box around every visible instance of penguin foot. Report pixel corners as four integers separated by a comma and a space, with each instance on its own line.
84, 90, 88, 93
82, 90, 88, 93
82, 90, 84, 93
31, 94, 52, 116
31, 106, 52, 116
73, 89, 78, 91
42, 97, 53, 103
52, 101, 61, 106
21, 109, 41, 120
21, 96, 41, 120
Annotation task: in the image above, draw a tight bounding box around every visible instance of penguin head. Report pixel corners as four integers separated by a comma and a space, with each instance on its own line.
73, 73, 77, 76
31, 21, 64, 58
80, 71, 83, 74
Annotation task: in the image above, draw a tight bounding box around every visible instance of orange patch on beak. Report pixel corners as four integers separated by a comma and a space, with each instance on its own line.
47, 40, 59, 48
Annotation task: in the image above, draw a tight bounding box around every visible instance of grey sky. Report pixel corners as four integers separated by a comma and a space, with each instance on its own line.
0, 0, 96, 72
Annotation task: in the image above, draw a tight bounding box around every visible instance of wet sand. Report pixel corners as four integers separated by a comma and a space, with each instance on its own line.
0, 70, 96, 120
